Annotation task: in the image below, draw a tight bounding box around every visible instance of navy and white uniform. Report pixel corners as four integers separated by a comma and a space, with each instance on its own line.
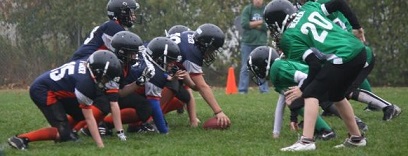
70, 20, 125, 61
30, 60, 119, 107
67, 20, 124, 114
29, 60, 119, 125
176, 31, 204, 74
125, 54, 169, 134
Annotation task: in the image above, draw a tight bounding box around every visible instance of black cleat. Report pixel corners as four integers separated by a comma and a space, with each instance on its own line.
356, 118, 368, 132
8, 136, 29, 150
383, 105, 402, 121
127, 123, 157, 133
80, 122, 112, 137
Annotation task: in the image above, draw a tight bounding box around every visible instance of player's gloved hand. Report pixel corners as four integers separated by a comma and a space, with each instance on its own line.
136, 67, 155, 86
117, 130, 127, 141
136, 76, 147, 86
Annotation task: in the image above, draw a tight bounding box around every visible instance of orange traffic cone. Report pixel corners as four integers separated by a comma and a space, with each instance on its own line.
226, 66, 238, 94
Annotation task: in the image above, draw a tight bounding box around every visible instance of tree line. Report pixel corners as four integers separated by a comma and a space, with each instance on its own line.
0, 0, 406, 88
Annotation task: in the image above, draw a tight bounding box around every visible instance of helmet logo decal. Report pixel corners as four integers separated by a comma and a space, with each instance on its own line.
196, 28, 202, 34
103, 61, 110, 78
163, 44, 168, 69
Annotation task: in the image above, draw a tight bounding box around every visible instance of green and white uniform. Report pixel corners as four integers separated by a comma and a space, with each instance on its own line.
316, 0, 373, 66
280, 2, 365, 64
270, 59, 332, 136
270, 59, 308, 93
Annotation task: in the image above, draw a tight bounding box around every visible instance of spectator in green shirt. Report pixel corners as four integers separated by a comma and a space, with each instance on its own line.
238, 0, 269, 94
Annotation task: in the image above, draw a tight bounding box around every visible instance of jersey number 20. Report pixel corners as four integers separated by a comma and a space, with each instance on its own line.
300, 12, 333, 43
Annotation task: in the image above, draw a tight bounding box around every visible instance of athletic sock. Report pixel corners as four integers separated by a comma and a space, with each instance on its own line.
18, 127, 58, 142
353, 89, 391, 109
296, 108, 332, 131
149, 98, 168, 134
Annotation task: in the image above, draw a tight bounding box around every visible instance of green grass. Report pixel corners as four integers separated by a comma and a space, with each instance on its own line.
0, 87, 407, 156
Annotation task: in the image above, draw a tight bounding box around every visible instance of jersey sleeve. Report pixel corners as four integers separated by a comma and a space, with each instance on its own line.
101, 21, 126, 51
183, 60, 203, 74
321, 0, 361, 29
126, 63, 145, 84
75, 88, 94, 109
273, 94, 286, 135
104, 81, 120, 102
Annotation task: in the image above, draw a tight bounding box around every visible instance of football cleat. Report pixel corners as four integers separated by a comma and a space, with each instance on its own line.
392, 105, 402, 119
334, 135, 367, 148
356, 119, 368, 132
80, 122, 112, 137
127, 122, 157, 133
8, 136, 29, 150
281, 136, 316, 151
383, 105, 402, 121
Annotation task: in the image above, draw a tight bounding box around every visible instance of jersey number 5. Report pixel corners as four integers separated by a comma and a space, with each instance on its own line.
300, 12, 333, 43
50, 61, 86, 81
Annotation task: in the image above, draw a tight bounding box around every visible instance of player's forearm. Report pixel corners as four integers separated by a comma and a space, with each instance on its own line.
198, 84, 222, 113
110, 101, 124, 132
186, 89, 198, 126
324, 0, 361, 29
82, 109, 104, 148
182, 75, 198, 91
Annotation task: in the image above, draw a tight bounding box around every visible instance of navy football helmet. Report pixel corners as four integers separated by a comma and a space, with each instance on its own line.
166, 25, 191, 37
87, 50, 122, 89
247, 46, 280, 85
107, 0, 140, 27
193, 23, 225, 66
146, 37, 181, 71
264, 0, 296, 34
111, 31, 143, 65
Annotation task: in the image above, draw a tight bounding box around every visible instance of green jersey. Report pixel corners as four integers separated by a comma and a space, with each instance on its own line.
280, 2, 364, 64
269, 59, 309, 94
315, 0, 352, 32
314, 0, 373, 64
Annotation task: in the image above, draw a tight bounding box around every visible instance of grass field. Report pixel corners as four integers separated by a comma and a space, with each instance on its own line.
0, 87, 407, 156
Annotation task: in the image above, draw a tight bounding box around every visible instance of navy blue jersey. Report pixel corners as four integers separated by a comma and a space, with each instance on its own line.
172, 31, 204, 74
29, 60, 119, 108
70, 20, 125, 61
126, 59, 168, 97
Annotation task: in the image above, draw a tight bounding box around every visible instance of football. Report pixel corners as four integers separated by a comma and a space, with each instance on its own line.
202, 117, 230, 130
